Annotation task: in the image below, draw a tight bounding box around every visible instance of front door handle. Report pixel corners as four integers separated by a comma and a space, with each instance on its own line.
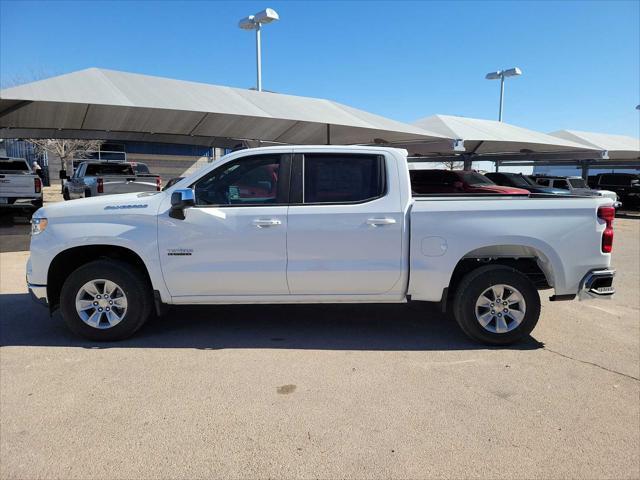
366, 218, 397, 227
253, 218, 282, 228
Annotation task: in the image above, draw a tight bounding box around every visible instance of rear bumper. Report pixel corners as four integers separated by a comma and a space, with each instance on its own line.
578, 269, 615, 300
28, 282, 48, 307
0, 197, 42, 209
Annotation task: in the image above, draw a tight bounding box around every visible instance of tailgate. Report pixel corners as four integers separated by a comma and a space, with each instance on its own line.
0, 174, 38, 198
102, 175, 158, 194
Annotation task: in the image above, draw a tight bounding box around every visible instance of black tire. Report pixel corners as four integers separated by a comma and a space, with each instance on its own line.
32, 198, 43, 209
84, 189, 92, 198
63, 189, 70, 201
60, 260, 152, 341
452, 265, 540, 345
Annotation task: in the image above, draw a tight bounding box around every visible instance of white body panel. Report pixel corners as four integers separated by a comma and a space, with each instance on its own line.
28, 146, 613, 309
157, 202, 289, 297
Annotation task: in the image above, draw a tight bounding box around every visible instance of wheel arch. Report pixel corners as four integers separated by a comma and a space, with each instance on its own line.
446, 243, 558, 303
47, 244, 152, 311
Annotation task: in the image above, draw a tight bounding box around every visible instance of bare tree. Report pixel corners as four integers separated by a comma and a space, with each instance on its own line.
439, 159, 465, 170
26, 139, 103, 173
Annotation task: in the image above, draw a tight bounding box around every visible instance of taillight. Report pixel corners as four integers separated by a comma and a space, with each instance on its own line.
156, 177, 162, 191
598, 206, 615, 253
34, 177, 42, 193
97, 177, 104, 193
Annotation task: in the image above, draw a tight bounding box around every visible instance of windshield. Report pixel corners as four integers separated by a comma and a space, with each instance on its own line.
459, 171, 495, 186
568, 178, 587, 188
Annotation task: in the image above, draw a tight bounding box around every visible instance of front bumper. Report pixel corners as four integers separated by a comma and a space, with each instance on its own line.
578, 269, 616, 300
28, 282, 48, 307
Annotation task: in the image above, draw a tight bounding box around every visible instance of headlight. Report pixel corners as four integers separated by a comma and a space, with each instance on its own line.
31, 217, 48, 235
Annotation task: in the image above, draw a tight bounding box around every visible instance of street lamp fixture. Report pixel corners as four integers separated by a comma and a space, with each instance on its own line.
239, 8, 280, 92
485, 67, 522, 121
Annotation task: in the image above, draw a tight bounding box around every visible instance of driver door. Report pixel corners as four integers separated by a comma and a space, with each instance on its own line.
158, 153, 291, 298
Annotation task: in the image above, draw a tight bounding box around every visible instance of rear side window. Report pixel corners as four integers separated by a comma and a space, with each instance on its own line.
303, 154, 385, 204
554, 180, 569, 190
536, 178, 550, 186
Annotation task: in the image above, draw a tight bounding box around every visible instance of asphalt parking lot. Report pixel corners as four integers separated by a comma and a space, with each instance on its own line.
0, 212, 638, 479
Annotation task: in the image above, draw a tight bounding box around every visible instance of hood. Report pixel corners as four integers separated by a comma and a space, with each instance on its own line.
37, 191, 165, 219
527, 186, 571, 195
467, 184, 530, 195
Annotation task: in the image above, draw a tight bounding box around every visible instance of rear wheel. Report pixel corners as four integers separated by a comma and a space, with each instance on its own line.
63, 189, 70, 201
60, 260, 152, 341
453, 265, 540, 345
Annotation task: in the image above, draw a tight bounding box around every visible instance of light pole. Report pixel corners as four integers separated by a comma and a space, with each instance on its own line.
239, 8, 279, 92
485, 67, 522, 121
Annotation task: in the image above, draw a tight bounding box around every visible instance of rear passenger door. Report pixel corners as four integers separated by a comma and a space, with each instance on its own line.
286, 151, 404, 295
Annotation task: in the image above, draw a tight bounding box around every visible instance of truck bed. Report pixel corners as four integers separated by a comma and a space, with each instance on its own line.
407, 194, 611, 302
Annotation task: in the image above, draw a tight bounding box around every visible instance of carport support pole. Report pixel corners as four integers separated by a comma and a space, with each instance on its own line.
581, 161, 590, 180
495, 160, 500, 172
463, 156, 472, 171
326, 124, 331, 145
498, 76, 505, 122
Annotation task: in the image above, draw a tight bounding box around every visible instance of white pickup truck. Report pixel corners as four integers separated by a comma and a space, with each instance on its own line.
27, 146, 616, 344
0, 157, 43, 210
63, 161, 161, 200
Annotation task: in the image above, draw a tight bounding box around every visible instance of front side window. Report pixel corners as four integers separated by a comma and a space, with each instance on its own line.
536, 178, 550, 186
554, 180, 570, 190
193, 154, 282, 206
303, 154, 385, 204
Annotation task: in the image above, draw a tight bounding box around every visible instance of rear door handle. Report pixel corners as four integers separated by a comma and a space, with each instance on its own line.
366, 218, 397, 226
252, 218, 282, 228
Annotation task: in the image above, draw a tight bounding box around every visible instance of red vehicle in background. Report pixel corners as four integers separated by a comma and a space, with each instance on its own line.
410, 169, 530, 195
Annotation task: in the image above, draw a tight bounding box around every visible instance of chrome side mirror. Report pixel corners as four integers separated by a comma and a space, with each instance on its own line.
169, 188, 195, 220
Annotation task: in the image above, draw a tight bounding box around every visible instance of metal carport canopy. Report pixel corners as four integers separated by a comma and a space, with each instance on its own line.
0, 68, 451, 149
408, 114, 602, 156
549, 130, 640, 160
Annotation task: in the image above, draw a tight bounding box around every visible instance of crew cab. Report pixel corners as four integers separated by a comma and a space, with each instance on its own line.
410, 169, 530, 195
63, 161, 161, 200
0, 157, 43, 210
28, 146, 616, 345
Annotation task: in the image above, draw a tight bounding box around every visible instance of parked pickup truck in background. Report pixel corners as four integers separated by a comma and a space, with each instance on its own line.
28, 146, 616, 345
588, 173, 640, 209
63, 161, 161, 200
0, 157, 43, 210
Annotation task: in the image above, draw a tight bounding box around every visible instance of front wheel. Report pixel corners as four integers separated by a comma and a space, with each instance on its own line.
453, 265, 541, 345
60, 260, 152, 341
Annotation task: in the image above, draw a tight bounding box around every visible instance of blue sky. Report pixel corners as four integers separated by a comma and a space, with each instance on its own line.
1, 0, 639, 136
